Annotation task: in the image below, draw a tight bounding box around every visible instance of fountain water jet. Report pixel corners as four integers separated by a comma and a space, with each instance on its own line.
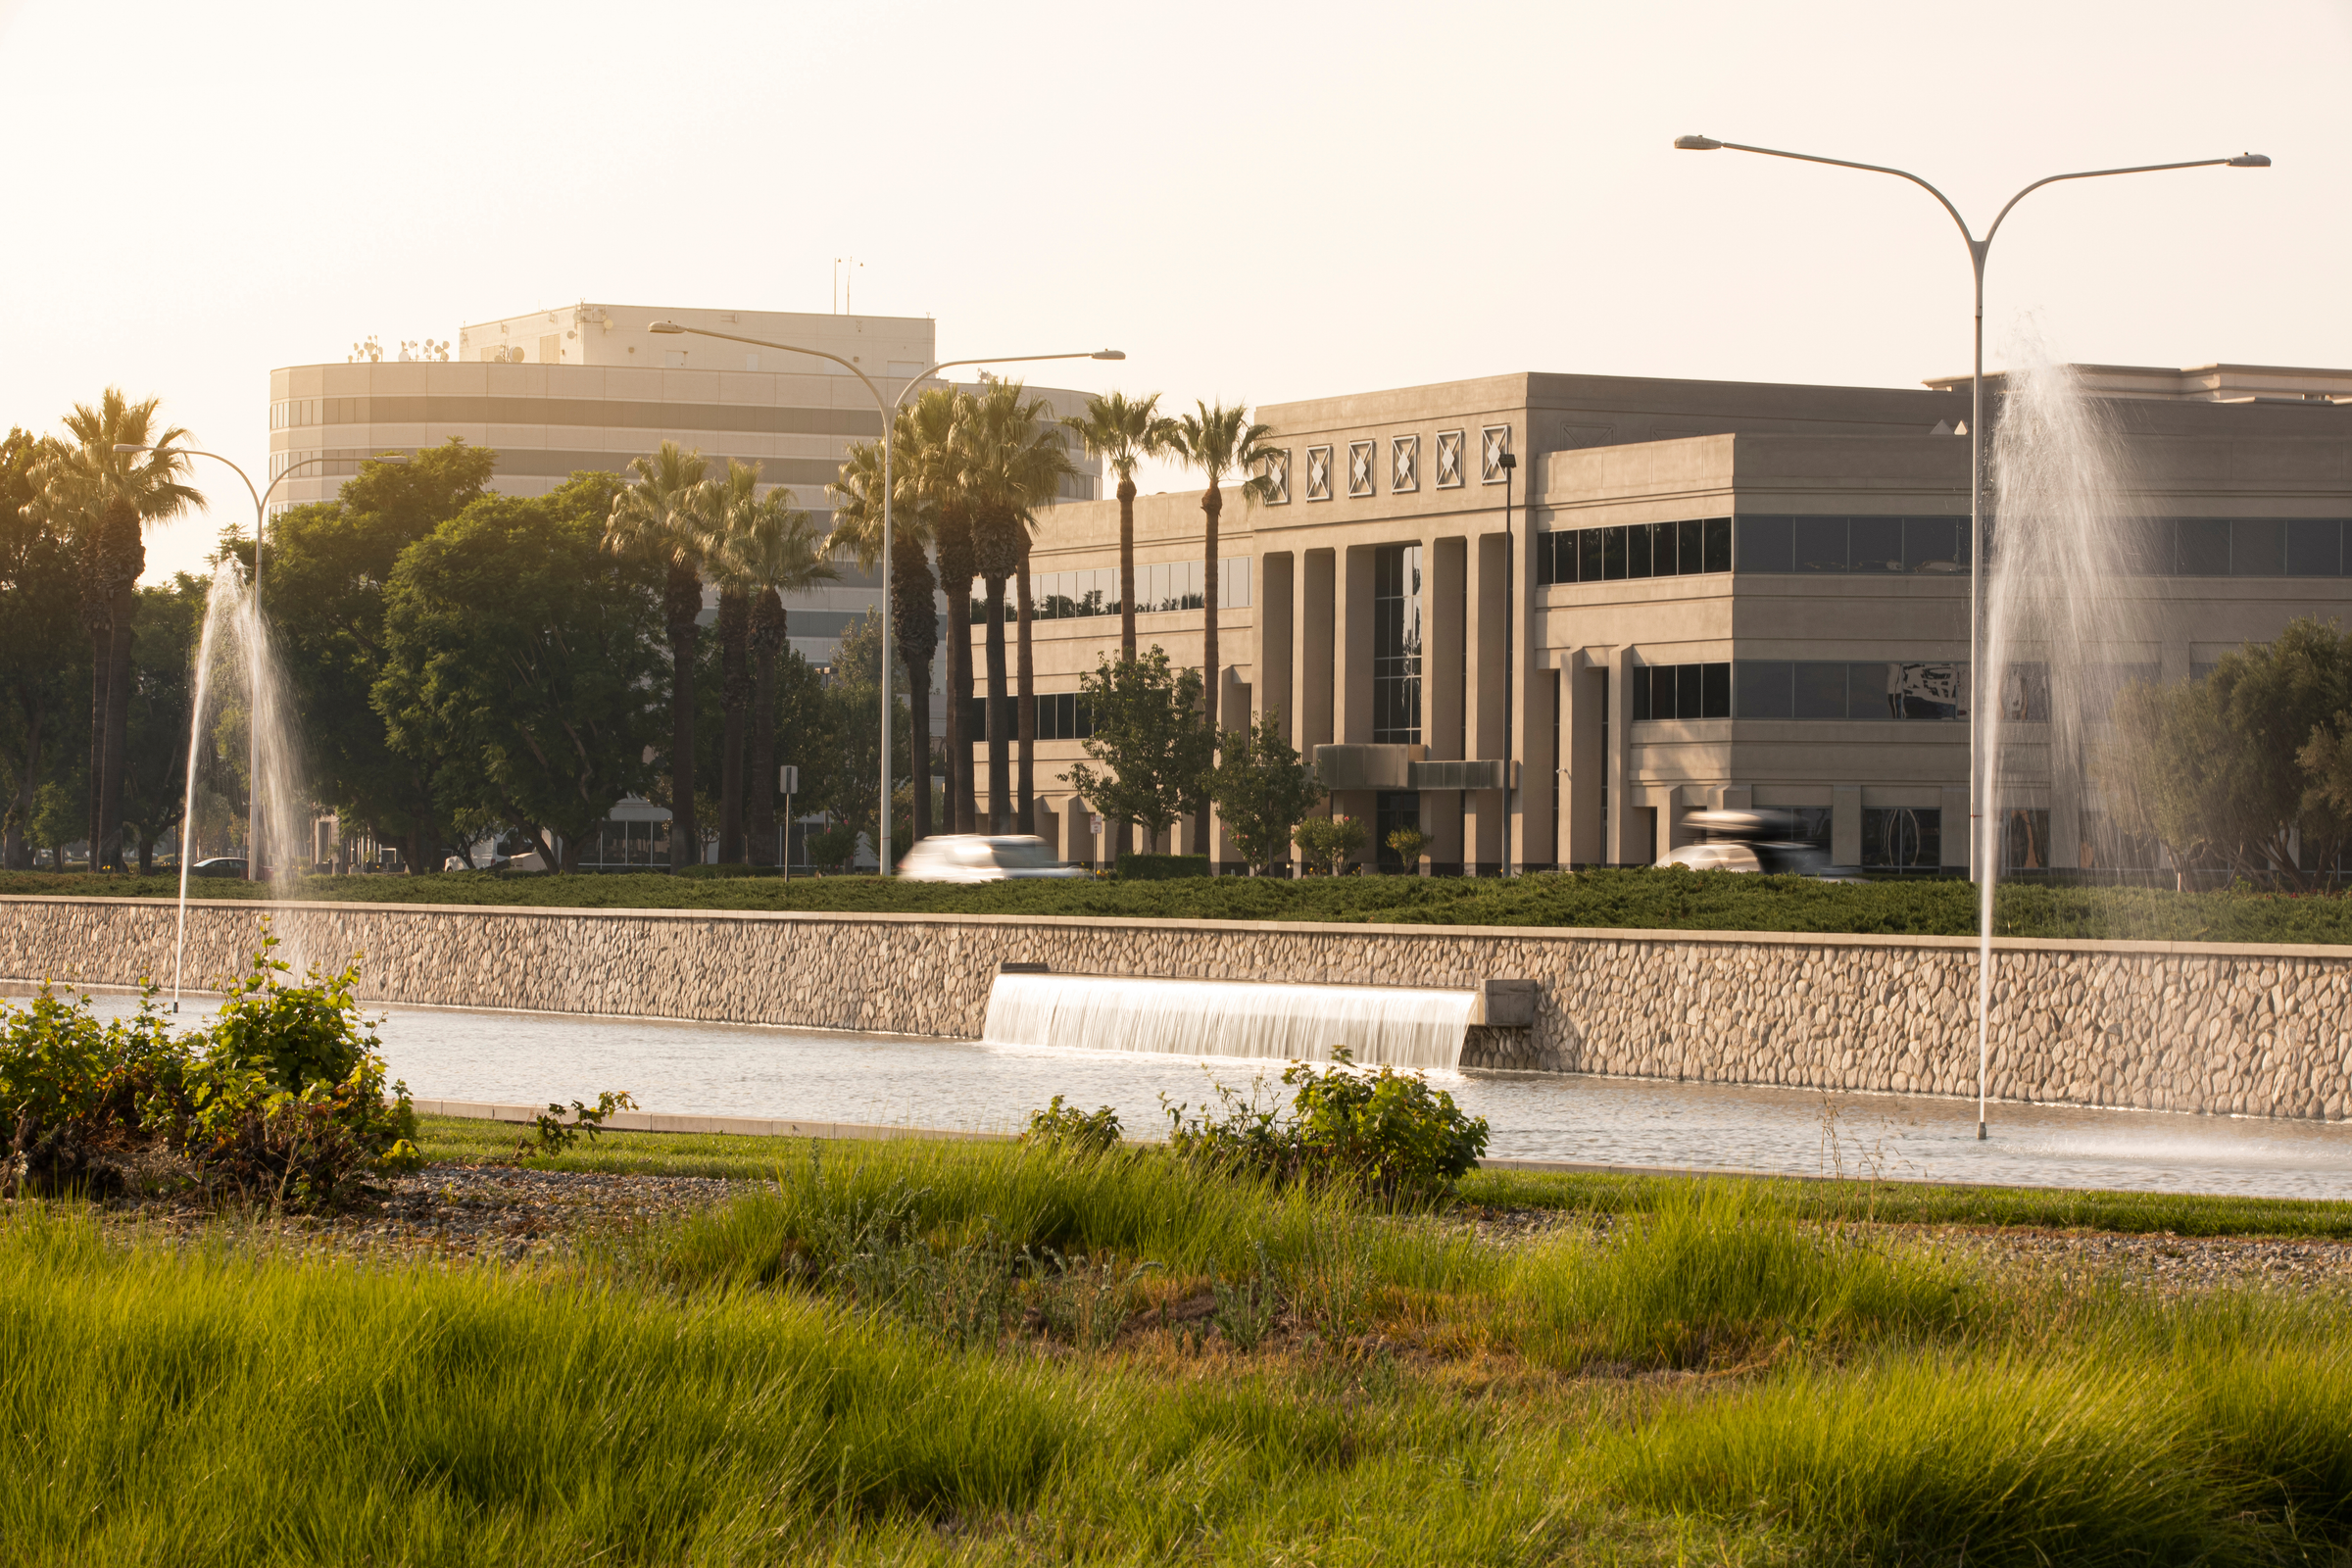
1976, 334, 2154, 1133
172, 563, 311, 1007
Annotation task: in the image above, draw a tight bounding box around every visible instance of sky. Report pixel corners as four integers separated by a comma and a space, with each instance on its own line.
2, 0, 2346, 584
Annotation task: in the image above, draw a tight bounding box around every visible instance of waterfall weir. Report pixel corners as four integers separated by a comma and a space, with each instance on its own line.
981, 971, 1480, 1070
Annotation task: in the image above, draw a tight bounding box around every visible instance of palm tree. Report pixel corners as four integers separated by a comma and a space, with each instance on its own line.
28, 393, 202, 871
831, 397, 945, 849
701, 461, 764, 862
1064, 392, 1178, 664
605, 440, 711, 869
1171, 401, 1283, 860
962, 381, 1075, 834
712, 480, 835, 866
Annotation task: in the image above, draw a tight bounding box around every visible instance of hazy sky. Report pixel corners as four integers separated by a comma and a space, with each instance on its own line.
4, 0, 2346, 584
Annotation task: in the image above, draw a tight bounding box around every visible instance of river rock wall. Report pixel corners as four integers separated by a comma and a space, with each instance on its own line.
5, 896, 2348, 1121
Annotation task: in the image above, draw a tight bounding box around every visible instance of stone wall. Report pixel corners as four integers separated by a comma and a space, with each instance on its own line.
5, 896, 2349, 1121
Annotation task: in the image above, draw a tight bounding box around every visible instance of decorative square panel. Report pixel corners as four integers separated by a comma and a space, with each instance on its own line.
1260, 448, 1291, 504
1390, 434, 1418, 493
1481, 424, 1513, 483
1435, 430, 1464, 488
1304, 445, 1333, 501
1347, 440, 1375, 498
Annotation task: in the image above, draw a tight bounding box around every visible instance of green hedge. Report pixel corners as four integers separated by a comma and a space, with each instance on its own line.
1115, 853, 1209, 881
9, 867, 2352, 944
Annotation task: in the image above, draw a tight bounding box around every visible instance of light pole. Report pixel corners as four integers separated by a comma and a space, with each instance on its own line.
1670, 136, 2269, 1137
647, 322, 1123, 875
118, 445, 406, 881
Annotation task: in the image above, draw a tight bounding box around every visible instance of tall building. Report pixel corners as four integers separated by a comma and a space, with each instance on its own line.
268, 303, 1102, 668
1001, 364, 2352, 874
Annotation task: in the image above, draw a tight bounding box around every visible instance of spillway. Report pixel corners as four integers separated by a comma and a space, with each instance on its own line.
980, 971, 1477, 1070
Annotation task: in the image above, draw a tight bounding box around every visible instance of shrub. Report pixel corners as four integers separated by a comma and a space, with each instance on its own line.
1293, 814, 1367, 875
1163, 1052, 1490, 1206
806, 824, 860, 873
514, 1091, 639, 1159
1021, 1096, 1123, 1153
1115, 853, 1207, 880
0, 985, 184, 1196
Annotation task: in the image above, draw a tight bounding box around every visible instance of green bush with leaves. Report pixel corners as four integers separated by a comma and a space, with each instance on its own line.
1163, 1052, 1489, 1206
1021, 1096, 1123, 1154
0, 931, 418, 1208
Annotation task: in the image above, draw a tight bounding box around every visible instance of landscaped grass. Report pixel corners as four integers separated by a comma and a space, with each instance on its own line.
10, 1155, 2352, 1564
15, 865, 2352, 942
418, 1113, 2352, 1241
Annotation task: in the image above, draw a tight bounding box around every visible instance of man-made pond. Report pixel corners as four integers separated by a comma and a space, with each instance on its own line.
44, 990, 2352, 1200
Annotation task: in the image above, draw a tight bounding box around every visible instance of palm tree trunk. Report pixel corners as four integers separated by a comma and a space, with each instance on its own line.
945, 585, 975, 832
983, 577, 1012, 833
1117, 474, 1138, 662
1196, 483, 1222, 862
98, 592, 136, 872
904, 651, 933, 845
749, 589, 784, 867
717, 588, 750, 863
664, 563, 702, 869
85, 623, 107, 868
1016, 544, 1036, 836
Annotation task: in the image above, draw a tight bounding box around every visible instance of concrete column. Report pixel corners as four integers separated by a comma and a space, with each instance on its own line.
1606, 653, 1645, 865
1424, 536, 1468, 869
1647, 784, 1684, 860
1465, 533, 1509, 870
1833, 784, 1863, 866
1563, 654, 1604, 867
1337, 545, 1375, 745
1508, 545, 1545, 873
1260, 553, 1295, 743
1299, 549, 1335, 751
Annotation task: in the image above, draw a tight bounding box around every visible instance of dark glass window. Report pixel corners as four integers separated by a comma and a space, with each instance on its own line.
1701, 662, 1731, 718
1902, 517, 1963, 575
1035, 693, 1095, 741
1736, 514, 1792, 572
1674, 517, 1701, 575
1374, 790, 1420, 872
1635, 662, 1732, 720
1371, 543, 1422, 744
1793, 515, 1848, 572
1736, 661, 1792, 718
1675, 663, 1701, 718
1703, 516, 1732, 572
2119, 517, 2174, 575
2286, 519, 2343, 577
1600, 526, 1628, 580
1791, 662, 1847, 718
2230, 518, 2285, 577
1630, 667, 1651, 721
1849, 516, 1904, 573
1578, 528, 1604, 582
1627, 521, 1654, 579
2177, 518, 2230, 575
1864, 807, 1941, 869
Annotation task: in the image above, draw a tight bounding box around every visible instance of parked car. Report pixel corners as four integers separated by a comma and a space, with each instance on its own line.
897, 834, 1090, 883
1658, 809, 1852, 878
188, 858, 249, 878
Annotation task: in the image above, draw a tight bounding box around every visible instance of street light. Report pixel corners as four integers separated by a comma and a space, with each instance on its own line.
1672, 135, 2269, 1138
646, 320, 1124, 875
117, 444, 407, 882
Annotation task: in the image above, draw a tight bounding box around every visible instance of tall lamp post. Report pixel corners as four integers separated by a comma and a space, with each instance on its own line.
117, 444, 406, 881
646, 322, 1123, 876
1670, 136, 2269, 1137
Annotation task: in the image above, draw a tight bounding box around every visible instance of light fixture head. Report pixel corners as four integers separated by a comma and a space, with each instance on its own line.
1674, 134, 1722, 151
1497, 452, 1519, 470
1092, 349, 1126, 361
2227, 152, 2272, 168
647, 319, 686, 334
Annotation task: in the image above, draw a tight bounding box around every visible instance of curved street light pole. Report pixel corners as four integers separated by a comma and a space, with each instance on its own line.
1669, 137, 2269, 1137
647, 322, 1123, 875
117, 445, 405, 881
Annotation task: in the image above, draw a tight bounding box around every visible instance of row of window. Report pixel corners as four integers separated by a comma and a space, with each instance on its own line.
956, 694, 1097, 742
1021, 558, 1252, 620
1267, 426, 1514, 504
1736, 515, 1971, 575
1534, 517, 1734, 585
1700, 514, 2352, 579
1630, 662, 1733, 721
270, 394, 885, 438
1728, 661, 1967, 721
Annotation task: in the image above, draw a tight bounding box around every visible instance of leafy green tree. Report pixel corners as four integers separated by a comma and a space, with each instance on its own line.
822, 609, 913, 858
1207, 710, 1321, 875
24, 392, 203, 869
263, 439, 496, 873
376, 475, 666, 871
1170, 401, 1282, 858
1062, 647, 1212, 853
1294, 813, 1368, 876
119, 575, 206, 872
0, 428, 84, 868
604, 442, 712, 869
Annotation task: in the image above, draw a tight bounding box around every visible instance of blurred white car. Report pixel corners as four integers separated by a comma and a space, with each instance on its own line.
898, 834, 1090, 882
1657, 809, 1846, 877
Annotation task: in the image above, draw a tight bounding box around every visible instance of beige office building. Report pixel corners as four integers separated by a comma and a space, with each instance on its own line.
1000, 364, 2352, 874
268, 303, 1102, 668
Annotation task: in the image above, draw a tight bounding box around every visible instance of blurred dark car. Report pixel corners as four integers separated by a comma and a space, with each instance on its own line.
188, 858, 249, 878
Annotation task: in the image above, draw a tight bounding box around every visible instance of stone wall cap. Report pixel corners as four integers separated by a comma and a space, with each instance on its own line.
13, 893, 2352, 962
